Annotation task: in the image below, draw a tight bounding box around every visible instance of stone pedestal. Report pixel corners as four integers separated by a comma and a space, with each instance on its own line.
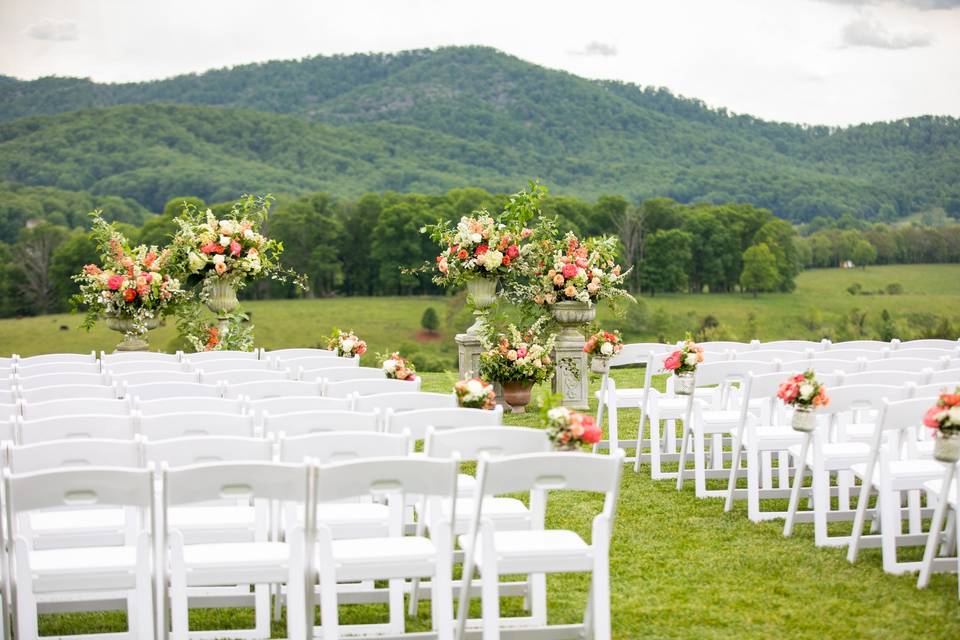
549, 301, 595, 410
455, 332, 483, 379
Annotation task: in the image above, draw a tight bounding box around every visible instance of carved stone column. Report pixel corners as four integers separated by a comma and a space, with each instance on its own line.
549, 301, 595, 409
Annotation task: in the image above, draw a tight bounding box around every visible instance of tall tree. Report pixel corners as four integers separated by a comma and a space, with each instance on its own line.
11, 223, 70, 314
739, 243, 780, 297
642, 229, 692, 295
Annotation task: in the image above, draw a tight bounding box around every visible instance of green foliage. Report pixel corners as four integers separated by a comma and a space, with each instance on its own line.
740, 243, 781, 296
643, 229, 692, 294
420, 307, 440, 333
852, 239, 877, 269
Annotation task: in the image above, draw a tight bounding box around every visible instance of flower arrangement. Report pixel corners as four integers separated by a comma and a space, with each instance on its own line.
584, 330, 623, 359
525, 232, 632, 306
922, 388, 960, 434
176, 304, 254, 352
479, 320, 556, 385
777, 370, 830, 409
454, 377, 497, 410
379, 352, 417, 381
419, 183, 544, 288
169, 194, 305, 292
327, 329, 367, 358
72, 212, 187, 337
541, 397, 602, 450
662, 337, 704, 376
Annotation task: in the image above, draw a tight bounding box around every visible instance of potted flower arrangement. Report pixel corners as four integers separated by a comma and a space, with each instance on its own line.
777, 370, 830, 432
454, 377, 497, 410
327, 329, 367, 359
662, 337, 704, 395
419, 183, 543, 334
169, 194, 305, 335
72, 212, 187, 351
923, 388, 960, 462
584, 329, 623, 373
379, 352, 417, 381
541, 396, 603, 451
478, 320, 555, 413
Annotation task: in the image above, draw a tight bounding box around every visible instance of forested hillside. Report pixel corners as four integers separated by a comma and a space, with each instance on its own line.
1, 46, 958, 220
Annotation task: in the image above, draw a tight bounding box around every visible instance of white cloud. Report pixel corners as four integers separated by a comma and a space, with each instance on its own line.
570, 41, 618, 57
841, 17, 932, 48
24, 19, 79, 42
818, 0, 960, 9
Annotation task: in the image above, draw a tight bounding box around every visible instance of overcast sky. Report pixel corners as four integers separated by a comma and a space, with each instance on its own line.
1, 0, 958, 126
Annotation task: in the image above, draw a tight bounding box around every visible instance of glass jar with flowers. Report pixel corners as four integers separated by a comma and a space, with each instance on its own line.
454, 377, 498, 410
327, 329, 367, 359
379, 352, 417, 382
777, 370, 830, 432
923, 388, 960, 462
584, 329, 623, 373
662, 337, 704, 395
541, 395, 603, 451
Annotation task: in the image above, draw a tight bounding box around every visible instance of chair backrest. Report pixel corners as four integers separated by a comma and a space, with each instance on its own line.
606, 343, 673, 368
15, 362, 102, 377
912, 382, 959, 398
743, 370, 840, 401
820, 383, 911, 416
125, 381, 222, 401
110, 370, 200, 387
20, 397, 129, 420
0, 388, 14, 404
302, 366, 385, 384
897, 339, 958, 351
829, 341, 892, 352
384, 406, 504, 440
314, 457, 458, 502
477, 451, 623, 497
17, 414, 137, 444
8, 438, 141, 473
225, 379, 321, 401
326, 378, 422, 398
279, 431, 408, 464
200, 369, 291, 386
100, 351, 181, 364
840, 370, 929, 387
264, 409, 380, 437
282, 356, 358, 372
264, 348, 337, 362
352, 391, 457, 413
862, 358, 938, 373
247, 394, 347, 418
15, 372, 108, 388
163, 461, 307, 507
104, 360, 190, 375
182, 350, 260, 363
699, 341, 754, 352
927, 368, 960, 385
19, 384, 117, 404
876, 396, 941, 433
6, 466, 153, 517
144, 436, 273, 467
0, 416, 14, 441
137, 411, 255, 440
785, 358, 862, 374
195, 359, 276, 374
135, 396, 245, 415
733, 350, 805, 364
15, 352, 97, 367
887, 348, 956, 361
757, 340, 826, 352
425, 426, 551, 460
692, 360, 779, 388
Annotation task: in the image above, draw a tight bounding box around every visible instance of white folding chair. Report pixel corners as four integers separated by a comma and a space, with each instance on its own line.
285, 358, 359, 374
263, 348, 337, 362
887, 348, 957, 361
226, 379, 322, 401
162, 461, 310, 640
19, 397, 129, 420
301, 366, 384, 385
841, 370, 930, 386
135, 396, 245, 415
700, 341, 754, 353
110, 370, 200, 387
757, 340, 827, 352
14, 362, 102, 377
899, 339, 959, 351
0, 390, 14, 406
264, 410, 380, 438
353, 392, 457, 413
100, 350, 182, 364
783, 384, 912, 547
326, 378, 422, 399
137, 411, 255, 440
14, 352, 96, 367
6, 467, 155, 639
384, 406, 505, 441
847, 396, 946, 573
312, 457, 458, 640
200, 369, 291, 386
246, 394, 347, 421
784, 358, 862, 374
182, 350, 260, 364
18, 384, 117, 404
928, 368, 960, 385
821, 348, 889, 361
863, 358, 941, 373
734, 350, 807, 363
195, 359, 276, 374
15, 372, 108, 390
104, 360, 191, 375
917, 461, 960, 594
456, 451, 624, 640
829, 340, 894, 352
16, 414, 137, 444
125, 381, 222, 401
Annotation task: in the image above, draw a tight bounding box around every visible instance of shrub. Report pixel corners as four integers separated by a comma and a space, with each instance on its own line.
885, 282, 904, 295
420, 307, 440, 333
846, 283, 862, 295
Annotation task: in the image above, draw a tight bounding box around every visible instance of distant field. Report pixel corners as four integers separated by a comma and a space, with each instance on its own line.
1, 264, 957, 358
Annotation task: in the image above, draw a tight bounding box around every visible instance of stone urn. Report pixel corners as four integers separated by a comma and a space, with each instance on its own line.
465, 277, 499, 335
933, 431, 960, 463
502, 380, 534, 413
105, 315, 161, 352
549, 300, 595, 409
206, 278, 239, 332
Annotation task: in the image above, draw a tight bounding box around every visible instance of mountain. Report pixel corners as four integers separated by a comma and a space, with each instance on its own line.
1, 46, 958, 219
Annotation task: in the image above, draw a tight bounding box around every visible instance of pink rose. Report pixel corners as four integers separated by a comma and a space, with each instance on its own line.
924, 406, 944, 429
562, 263, 577, 279
506, 245, 520, 259
107, 275, 124, 291
516, 347, 528, 358
664, 351, 682, 370
521, 228, 532, 239
230, 240, 242, 257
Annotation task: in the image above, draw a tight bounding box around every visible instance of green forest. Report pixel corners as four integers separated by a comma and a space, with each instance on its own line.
1, 46, 958, 220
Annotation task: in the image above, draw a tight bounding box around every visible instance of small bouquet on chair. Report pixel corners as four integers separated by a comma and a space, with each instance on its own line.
584, 329, 622, 373
662, 336, 703, 395
327, 329, 367, 358
922, 388, 960, 463
454, 377, 497, 410
777, 370, 829, 432
379, 352, 417, 381
542, 395, 602, 451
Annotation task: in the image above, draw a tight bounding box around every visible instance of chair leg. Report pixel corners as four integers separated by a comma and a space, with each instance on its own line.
480, 564, 500, 640
13, 541, 38, 640
133, 538, 155, 639
254, 583, 271, 638
318, 566, 339, 640
675, 425, 691, 491
918, 465, 955, 588
648, 417, 662, 479
529, 573, 547, 626
747, 445, 761, 522
846, 479, 874, 563
812, 465, 830, 546
591, 556, 611, 640
880, 488, 903, 574
724, 433, 744, 512
388, 578, 404, 634
693, 429, 706, 498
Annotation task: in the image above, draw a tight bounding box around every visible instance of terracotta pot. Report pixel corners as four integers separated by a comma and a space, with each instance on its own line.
465, 277, 499, 335
501, 380, 534, 413
105, 315, 161, 352
934, 431, 960, 463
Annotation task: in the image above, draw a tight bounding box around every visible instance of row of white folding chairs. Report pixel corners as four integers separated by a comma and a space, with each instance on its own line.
1, 347, 345, 370
0, 432, 622, 640
688, 338, 959, 353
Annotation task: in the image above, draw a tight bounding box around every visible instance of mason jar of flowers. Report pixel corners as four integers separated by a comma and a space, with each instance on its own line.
327, 329, 367, 359
662, 337, 704, 395
923, 388, 960, 462
454, 377, 497, 410
379, 352, 417, 381
777, 370, 830, 432
478, 320, 556, 413
541, 396, 603, 451
584, 329, 623, 373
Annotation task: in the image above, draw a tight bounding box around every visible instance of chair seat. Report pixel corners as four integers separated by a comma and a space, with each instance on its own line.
28, 545, 138, 592
329, 536, 437, 580
851, 460, 945, 487
923, 479, 959, 507
732, 425, 804, 448
459, 530, 593, 574
788, 442, 871, 468
169, 505, 255, 528
181, 541, 291, 585
439, 497, 530, 534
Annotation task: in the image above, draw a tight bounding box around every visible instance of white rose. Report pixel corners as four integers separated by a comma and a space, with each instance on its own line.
601, 342, 614, 356
466, 379, 484, 396
470, 233, 483, 243
592, 268, 603, 278
548, 407, 570, 421
219, 220, 235, 235
948, 406, 960, 425
219, 235, 231, 247
684, 353, 698, 366
243, 229, 255, 240
212, 254, 226, 265
799, 383, 814, 401
341, 338, 355, 353
188, 252, 206, 271
481, 249, 504, 271
383, 359, 398, 373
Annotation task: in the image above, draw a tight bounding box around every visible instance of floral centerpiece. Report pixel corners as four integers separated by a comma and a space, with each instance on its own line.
454, 377, 497, 410
584, 329, 623, 373
526, 232, 633, 311
662, 337, 704, 395
479, 319, 556, 413
379, 352, 417, 381
72, 212, 187, 351
327, 329, 367, 358
777, 370, 830, 432
176, 304, 254, 352
541, 396, 602, 451
923, 388, 960, 462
